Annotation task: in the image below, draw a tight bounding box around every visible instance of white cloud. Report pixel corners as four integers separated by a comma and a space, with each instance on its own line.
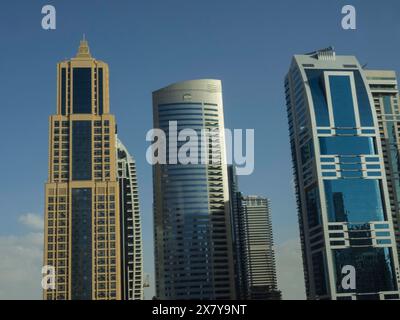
0, 213, 43, 300
275, 239, 306, 300
18, 213, 44, 231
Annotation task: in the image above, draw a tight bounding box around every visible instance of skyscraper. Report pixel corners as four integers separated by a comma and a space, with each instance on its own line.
151, 79, 236, 299
365, 70, 400, 257
43, 39, 122, 300
285, 47, 400, 300
117, 138, 144, 300
227, 165, 246, 299
239, 196, 281, 300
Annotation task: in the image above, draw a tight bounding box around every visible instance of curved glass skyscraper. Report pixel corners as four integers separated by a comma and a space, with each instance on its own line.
285, 48, 400, 300
152, 79, 236, 299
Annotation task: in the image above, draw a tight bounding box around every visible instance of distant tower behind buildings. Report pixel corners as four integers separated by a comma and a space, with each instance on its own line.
366, 70, 400, 258
117, 138, 144, 300
239, 196, 281, 300
228, 166, 280, 300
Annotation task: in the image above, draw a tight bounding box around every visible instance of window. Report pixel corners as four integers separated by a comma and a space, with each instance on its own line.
71, 188, 92, 300
72, 121, 92, 180
320, 136, 376, 155
98, 68, 103, 115
73, 68, 92, 114
329, 75, 356, 127
61, 68, 66, 115
324, 179, 386, 223
333, 247, 397, 293
306, 70, 330, 126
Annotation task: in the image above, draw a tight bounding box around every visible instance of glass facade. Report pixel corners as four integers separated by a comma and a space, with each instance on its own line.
329, 75, 356, 127
73, 68, 92, 114
324, 179, 386, 222
158, 103, 215, 298
286, 49, 400, 299
153, 81, 234, 300
98, 68, 103, 115
61, 68, 66, 115
333, 247, 397, 294
71, 188, 92, 300
72, 121, 92, 180
319, 136, 376, 155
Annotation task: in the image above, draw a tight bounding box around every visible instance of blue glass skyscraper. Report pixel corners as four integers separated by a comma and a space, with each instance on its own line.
152, 79, 236, 300
285, 47, 400, 300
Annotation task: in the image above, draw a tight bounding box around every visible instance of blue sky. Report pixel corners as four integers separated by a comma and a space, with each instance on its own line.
0, 0, 399, 299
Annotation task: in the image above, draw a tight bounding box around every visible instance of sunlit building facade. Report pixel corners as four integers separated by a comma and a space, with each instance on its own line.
366, 70, 400, 258
285, 47, 400, 300
43, 40, 122, 300
239, 196, 281, 300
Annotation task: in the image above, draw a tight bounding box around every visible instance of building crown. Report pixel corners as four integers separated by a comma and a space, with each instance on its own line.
76, 35, 91, 58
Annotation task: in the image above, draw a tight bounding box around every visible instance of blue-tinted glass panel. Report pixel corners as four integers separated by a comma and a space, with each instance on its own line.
377, 239, 392, 245
375, 224, 389, 229
376, 232, 391, 237
321, 157, 335, 163
73, 68, 92, 114
72, 121, 92, 180
98, 68, 103, 115
323, 172, 336, 177
336, 129, 358, 135
306, 70, 330, 126
367, 172, 381, 177
324, 179, 386, 223
341, 171, 362, 178
362, 129, 375, 134
329, 76, 356, 127
306, 187, 322, 228
340, 156, 361, 163
341, 163, 362, 170
312, 251, 328, 296
366, 157, 380, 162
61, 68, 66, 115
354, 71, 374, 126
333, 247, 397, 293
383, 96, 392, 114
71, 188, 92, 300
320, 136, 376, 155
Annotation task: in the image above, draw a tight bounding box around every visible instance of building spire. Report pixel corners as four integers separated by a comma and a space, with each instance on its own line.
76, 35, 91, 58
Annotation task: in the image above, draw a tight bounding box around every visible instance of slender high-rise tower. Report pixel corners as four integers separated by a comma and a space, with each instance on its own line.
227, 165, 245, 299
239, 196, 281, 300
43, 39, 122, 300
285, 47, 400, 300
117, 138, 144, 300
365, 70, 400, 258
151, 79, 236, 299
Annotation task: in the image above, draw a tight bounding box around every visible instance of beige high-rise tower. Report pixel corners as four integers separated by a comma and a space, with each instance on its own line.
43, 39, 122, 300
